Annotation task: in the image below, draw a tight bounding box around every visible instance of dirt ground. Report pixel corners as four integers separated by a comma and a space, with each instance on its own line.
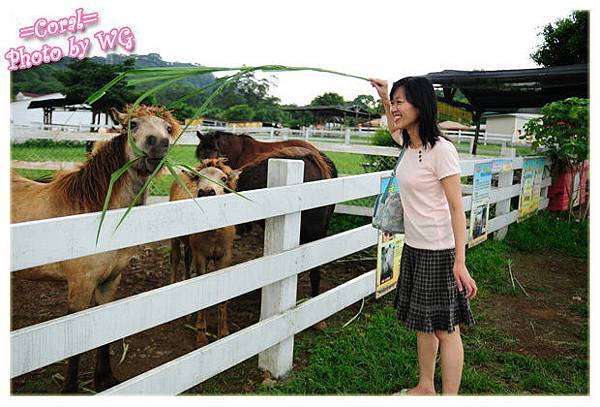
10, 223, 376, 394
11, 225, 588, 395
477, 251, 588, 359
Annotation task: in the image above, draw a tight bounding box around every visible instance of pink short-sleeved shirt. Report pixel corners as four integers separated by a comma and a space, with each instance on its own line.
395, 137, 461, 250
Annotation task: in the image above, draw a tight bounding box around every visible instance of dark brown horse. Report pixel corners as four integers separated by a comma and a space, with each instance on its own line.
196, 131, 338, 306
195, 130, 325, 169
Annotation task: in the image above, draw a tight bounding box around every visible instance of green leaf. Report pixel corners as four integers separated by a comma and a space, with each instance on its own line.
96, 156, 143, 245
176, 162, 252, 202
113, 156, 168, 233
165, 161, 205, 213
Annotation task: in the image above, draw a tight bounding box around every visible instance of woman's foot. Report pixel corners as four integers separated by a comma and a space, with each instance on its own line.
406, 384, 436, 395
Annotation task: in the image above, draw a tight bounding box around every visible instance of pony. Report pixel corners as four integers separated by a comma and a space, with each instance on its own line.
11, 104, 180, 393
235, 146, 337, 313
169, 158, 240, 346
195, 130, 325, 169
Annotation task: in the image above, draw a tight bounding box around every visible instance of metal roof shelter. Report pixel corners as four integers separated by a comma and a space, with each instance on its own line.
28, 97, 92, 125
283, 104, 376, 123
425, 64, 589, 154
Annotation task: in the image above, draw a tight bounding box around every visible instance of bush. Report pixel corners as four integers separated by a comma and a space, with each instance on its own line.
362, 128, 397, 172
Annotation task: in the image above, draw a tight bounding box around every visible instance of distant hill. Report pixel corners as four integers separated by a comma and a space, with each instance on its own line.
10, 53, 216, 99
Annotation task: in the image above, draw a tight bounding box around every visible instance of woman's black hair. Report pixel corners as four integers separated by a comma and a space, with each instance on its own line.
389, 76, 449, 149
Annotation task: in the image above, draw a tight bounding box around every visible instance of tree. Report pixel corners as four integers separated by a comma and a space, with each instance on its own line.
352, 94, 378, 113
310, 92, 346, 106
531, 11, 589, 67
54, 58, 140, 125
222, 104, 254, 121
212, 74, 276, 110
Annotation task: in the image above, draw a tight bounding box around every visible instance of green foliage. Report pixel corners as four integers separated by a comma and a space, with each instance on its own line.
352, 94, 380, 114
10, 63, 65, 96
310, 92, 346, 106
169, 101, 196, 122
363, 128, 396, 171
370, 128, 396, 147
523, 97, 589, 173
531, 11, 589, 67
327, 214, 371, 236
506, 210, 588, 258
54, 58, 140, 114
221, 104, 254, 121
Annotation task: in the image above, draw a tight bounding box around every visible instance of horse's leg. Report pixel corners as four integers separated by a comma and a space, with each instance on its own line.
62, 279, 96, 393
92, 272, 123, 392
193, 253, 209, 346
184, 246, 192, 280
214, 252, 232, 339
309, 267, 321, 298
170, 239, 181, 284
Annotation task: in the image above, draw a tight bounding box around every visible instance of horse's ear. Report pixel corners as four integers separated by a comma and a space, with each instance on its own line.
110, 107, 128, 125
228, 169, 241, 186
196, 131, 204, 140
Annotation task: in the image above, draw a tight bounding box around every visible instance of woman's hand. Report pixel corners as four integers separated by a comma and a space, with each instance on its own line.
453, 260, 477, 299
369, 78, 389, 101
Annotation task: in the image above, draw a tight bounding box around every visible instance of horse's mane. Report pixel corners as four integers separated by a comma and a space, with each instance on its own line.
193, 157, 239, 191
240, 147, 334, 179
50, 134, 129, 212
49, 105, 181, 212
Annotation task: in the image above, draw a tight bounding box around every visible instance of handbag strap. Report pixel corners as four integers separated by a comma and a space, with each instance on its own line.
378, 146, 407, 202
391, 146, 407, 176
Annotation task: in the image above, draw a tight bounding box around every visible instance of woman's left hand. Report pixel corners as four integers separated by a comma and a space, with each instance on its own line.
453, 261, 478, 299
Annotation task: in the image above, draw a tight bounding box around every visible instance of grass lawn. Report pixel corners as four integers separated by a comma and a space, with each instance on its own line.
258, 212, 589, 395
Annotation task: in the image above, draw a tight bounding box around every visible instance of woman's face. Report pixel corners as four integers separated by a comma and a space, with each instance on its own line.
390, 86, 419, 130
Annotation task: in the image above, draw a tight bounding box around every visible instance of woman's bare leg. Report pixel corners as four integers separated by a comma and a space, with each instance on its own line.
435, 325, 464, 395
408, 331, 439, 395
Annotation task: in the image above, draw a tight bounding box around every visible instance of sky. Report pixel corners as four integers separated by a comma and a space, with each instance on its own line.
1, 0, 592, 105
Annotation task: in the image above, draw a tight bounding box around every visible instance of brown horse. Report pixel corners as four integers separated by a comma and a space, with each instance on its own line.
169, 158, 240, 346
199, 132, 337, 309
195, 130, 325, 169
11, 104, 180, 393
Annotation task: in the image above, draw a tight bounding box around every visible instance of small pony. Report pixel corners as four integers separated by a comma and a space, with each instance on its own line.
169, 158, 241, 346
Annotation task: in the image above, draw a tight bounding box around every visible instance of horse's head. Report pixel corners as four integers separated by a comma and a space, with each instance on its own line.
192, 158, 241, 198
111, 105, 180, 174
195, 131, 243, 168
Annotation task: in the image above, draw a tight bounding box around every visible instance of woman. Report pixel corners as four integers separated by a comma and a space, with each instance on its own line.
370, 76, 477, 395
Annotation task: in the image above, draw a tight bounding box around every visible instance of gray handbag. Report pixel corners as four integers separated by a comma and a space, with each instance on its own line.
371, 147, 407, 234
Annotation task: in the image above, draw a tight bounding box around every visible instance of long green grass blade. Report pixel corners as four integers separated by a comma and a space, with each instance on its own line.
113, 157, 167, 233
85, 71, 129, 105
176, 163, 252, 202
96, 156, 142, 245
88, 64, 370, 243
165, 162, 205, 213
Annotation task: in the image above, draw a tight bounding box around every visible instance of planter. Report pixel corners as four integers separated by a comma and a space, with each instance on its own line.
547, 160, 589, 211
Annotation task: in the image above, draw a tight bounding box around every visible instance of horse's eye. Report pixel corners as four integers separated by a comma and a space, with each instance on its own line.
221, 176, 227, 183
167, 126, 172, 134
130, 121, 137, 129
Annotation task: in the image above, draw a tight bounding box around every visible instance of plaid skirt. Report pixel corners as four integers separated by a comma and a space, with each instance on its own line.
393, 244, 475, 333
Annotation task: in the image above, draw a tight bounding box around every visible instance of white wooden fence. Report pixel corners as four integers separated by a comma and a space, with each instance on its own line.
11, 150, 551, 394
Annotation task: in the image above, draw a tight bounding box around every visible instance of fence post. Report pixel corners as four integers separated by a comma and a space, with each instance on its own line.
344, 128, 351, 145
494, 147, 516, 241
258, 158, 304, 378
270, 127, 275, 140
469, 136, 475, 156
